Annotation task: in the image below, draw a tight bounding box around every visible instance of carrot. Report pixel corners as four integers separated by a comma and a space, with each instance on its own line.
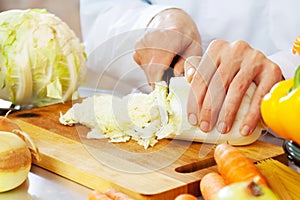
214, 143, 268, 186
88, 190, 112, 200
105, 189, 134, 200
200, 172, 226, 200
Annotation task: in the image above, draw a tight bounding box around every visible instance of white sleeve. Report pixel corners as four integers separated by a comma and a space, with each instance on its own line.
268, 50, 300, 80
80, 0, 172, 55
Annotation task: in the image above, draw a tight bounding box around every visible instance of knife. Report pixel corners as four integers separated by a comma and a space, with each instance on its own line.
162, 55, 180, 85
0, 99, 21, 115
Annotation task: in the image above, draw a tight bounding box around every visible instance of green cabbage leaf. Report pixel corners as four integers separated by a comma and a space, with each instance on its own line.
0, 9, 86, 106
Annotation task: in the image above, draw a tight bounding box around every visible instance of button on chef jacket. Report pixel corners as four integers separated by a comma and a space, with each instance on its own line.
80, 0, 300, 93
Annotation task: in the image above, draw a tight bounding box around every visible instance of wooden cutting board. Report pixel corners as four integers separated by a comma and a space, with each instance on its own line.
8, 100, 287, 199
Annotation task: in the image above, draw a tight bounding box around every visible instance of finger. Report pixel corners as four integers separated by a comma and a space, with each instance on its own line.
187, 53, 218, 128
144, 58, 170, 88
173, 37, 203, 78
198, 54, 243, 133
216, 69, 253, 134
187, 41, 226, 129
241, 61, 282, 135
199, 64, 231, 132
203, 56, 245, 133
215, 47, 261, 134
173, 56, 185, 77
202, 40, 252, 133
239, 82, 262, 136
136, 50, 176, 87
184, 56, 202, 83
133, 52, 141, 66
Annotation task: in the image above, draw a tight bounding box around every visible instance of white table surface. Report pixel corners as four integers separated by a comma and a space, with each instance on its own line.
0, 165, 92, 200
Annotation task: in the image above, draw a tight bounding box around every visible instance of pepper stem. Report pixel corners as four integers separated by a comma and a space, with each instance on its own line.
293, 65, 300, 89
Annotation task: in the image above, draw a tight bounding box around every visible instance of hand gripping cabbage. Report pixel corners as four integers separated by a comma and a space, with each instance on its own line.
0, 9, 86, 106
165, 77, 262, 145
60, 77, 263, 148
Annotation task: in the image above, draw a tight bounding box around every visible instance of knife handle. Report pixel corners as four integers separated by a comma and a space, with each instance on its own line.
162, 55, 180, 85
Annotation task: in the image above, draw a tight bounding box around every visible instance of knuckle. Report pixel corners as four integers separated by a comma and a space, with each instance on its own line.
268, 63, 283, 81
200, 106, 212, 120
224, 99, 238, 118
185, 56, 201, 68
231, 40, 250, 50
252, 50, 265, 60
223, 108, 236, 125
133, 53, 140, 64
244, 50, 266, 71
231, 40, 251, 55
208, 39, 227, 50
192, 69, 206, 83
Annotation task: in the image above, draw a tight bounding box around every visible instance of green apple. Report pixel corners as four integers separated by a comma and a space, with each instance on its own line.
214, 181, 280, 200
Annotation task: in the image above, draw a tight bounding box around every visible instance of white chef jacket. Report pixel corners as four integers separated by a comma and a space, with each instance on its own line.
80, 0, 300, 93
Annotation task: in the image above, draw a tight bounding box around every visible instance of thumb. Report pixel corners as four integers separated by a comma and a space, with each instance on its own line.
143, 53, 175, 89
184, 56, 202, 83
145, 62, 168, 89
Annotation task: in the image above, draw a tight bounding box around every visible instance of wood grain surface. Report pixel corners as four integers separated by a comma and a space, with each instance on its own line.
8, 100, 287, 199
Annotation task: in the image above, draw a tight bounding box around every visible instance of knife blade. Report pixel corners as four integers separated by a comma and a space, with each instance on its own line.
0, 99, 21, 115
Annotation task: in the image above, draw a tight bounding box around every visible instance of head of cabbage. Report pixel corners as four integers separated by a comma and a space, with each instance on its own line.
0, 9, 86, 107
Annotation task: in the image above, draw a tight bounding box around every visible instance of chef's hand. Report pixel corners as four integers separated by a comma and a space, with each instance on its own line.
185, 40, 283, 136
133, 8, 202, 87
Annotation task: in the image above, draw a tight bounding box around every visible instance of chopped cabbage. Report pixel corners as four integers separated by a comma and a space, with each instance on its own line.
60, 77, 263, 148
60, 82, 170, 149
0, 9, 86, 106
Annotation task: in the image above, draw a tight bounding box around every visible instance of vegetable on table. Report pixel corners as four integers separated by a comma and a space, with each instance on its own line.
214, 179, 280, 200
200, 144, 279, 200
0, 112, 21, 132
0, 9, 86, 107
0, 115, 39, 192
214, 143, 268, 186
200, 172, 226, 200
261, 35, 300, 145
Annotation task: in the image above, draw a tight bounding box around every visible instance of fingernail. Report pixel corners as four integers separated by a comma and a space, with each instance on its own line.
188, 113, 198, 126
241, 125, 250, 136
200, 121, 210, 132
186, 67, 195, 79
217, 122, 228, 134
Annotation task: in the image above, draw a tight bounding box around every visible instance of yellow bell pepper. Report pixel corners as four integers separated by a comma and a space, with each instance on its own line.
261, 37, 300, 145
